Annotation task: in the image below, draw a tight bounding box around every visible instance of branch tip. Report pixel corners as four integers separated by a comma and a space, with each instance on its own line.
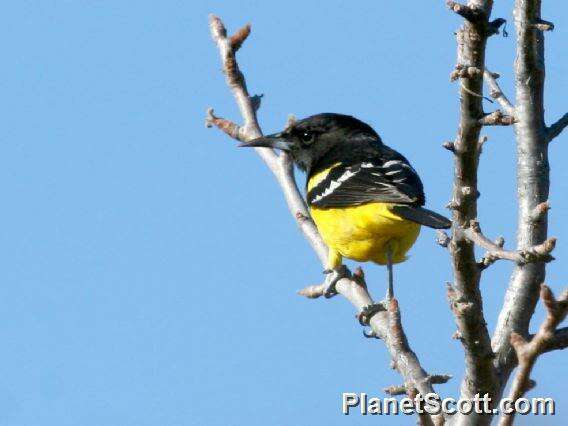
530, 201, 550, 221
383, 384, 407, 396
436, 230, 451, 248
530, 19, 554, 32
479, 109, 516, 126
483, 69, 515, 115
205, 108, 243, 140
442, 141, 456, 152
297, 284, 326, 299
446, 1, 485, 22
230, 23, 251, 51
546, 112, 568, 142
209, 14, 227, 39
462, 222, 555, 267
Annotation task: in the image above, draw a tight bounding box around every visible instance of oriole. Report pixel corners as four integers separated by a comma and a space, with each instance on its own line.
241, 113, 450, 310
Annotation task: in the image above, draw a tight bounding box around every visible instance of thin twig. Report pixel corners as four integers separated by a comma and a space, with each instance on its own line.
498, 284, 568, 426
462, 220, 556, 267
446, 1, 485, 23
539, 326, 568, 353
479, 109, 516, 126
483, 69, 515, 116
384, 375, 453, 396
546, 112, 568, 142
208, 14, 327, 262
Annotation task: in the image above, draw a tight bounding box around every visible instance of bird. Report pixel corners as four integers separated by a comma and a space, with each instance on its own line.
240, 113, 451, 317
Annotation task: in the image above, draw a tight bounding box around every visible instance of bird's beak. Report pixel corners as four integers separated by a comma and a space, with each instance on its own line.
238, 132, 294, 151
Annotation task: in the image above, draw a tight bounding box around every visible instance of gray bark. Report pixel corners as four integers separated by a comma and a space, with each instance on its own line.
492, 0, 550, 394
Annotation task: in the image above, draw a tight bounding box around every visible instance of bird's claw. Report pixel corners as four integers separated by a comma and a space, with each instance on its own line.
323, 265, 350, 298
358, 303, 387, 326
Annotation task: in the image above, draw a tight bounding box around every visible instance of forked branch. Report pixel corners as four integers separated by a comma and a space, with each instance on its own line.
462, 220, 556, 267
483, 69, 515, 116
207, 15, 445, 425
499, 285, 568, 426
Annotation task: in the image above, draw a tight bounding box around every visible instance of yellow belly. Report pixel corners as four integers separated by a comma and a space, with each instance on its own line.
307, 164, 420, 267
310, 203, 421, 266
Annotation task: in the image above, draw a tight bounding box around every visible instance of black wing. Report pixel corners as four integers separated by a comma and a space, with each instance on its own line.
307, 155, 425, 208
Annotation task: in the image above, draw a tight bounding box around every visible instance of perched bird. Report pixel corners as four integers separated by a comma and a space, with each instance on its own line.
240, 113, 450, 313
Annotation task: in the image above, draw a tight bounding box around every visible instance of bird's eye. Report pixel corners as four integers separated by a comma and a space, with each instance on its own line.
300, 131, 315, 144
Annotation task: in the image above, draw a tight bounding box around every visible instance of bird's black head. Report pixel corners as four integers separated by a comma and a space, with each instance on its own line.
239, 113, 381, 172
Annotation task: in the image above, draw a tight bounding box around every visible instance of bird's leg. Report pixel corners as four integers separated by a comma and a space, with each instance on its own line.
386, 245, 394, 302
358, 244, 394, 326
322, 249, 349, 298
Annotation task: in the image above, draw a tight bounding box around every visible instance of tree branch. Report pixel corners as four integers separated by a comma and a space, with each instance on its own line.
540, 326, 568, 353
384, 375, 452, 396
207, 15, 327, 262
298, 273, 446, 426
546, 112, 568, 142
483, 69, 515, 116
461, 220, 556, 267
446, 1, 500, 421
479, 109, 516, 126
208, 15, 445, 426
498, 284, 568, 426
446, 1, 486, 23
492, 0, 553, 393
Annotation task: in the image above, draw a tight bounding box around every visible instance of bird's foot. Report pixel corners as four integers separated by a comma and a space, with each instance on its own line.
358, 302, 387, 326
322, 265, 350, 298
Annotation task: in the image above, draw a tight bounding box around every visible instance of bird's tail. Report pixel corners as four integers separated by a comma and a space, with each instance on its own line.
390, 205, 452, 229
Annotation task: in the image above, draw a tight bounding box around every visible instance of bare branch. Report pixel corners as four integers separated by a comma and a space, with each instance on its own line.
447, 1, 500, 418
442, 141, 456, 153
446, 1, 485, 22
383, 384, 408, 396
436, 230, 451, 248
499, 285, 568, 426
384, 375, 453, 396
483, 69, 515, 116
205, 108, 243, 141
492, 0, 553, 394
546, 112, 568, 142
529, 200, 551, 222
530, 19, 554, 32
229, 23, 251, 51
462, 220, 556, 267
479, 110, 516, 126
449, 64, 482, 82
209, 16, 445, 425
299, 281, 445, 425
207, 15, 327, 262
540, 326, 568, 353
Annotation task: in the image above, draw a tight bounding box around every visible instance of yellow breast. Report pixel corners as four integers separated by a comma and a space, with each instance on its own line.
308, 165, 421, 265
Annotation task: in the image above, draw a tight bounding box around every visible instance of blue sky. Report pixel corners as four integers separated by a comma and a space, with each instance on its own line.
1, 1, 567, 425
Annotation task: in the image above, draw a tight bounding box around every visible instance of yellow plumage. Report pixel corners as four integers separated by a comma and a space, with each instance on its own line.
308, 166, 421, 269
